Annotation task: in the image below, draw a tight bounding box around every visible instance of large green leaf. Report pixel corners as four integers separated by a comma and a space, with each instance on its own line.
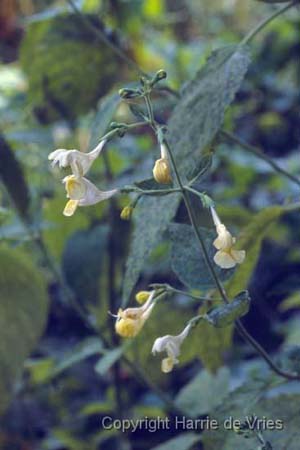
167, 45, 251, 179
89, 93, 120, 149
20, 14, 120, 122
122, 45, 251, 305
0, 134, 30, 219
0, 246, 49, 415
169, 223, 234, 291
198, 206, 284, 372
202, 380, 300, 450
62, 225, 109, 304
175, 368, 229, 418
226, 205, 284, 298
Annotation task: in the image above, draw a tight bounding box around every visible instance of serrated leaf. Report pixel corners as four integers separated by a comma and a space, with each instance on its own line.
167, 45, 251, 178
152, 433, 200, 450
169, 223, 234, 291
0, 246, 49, 415
122, 194, 181, 305
122, 45, 250, 305
0, 134, 30, 218
62, 225, 109, 304
175, 368, 229, 418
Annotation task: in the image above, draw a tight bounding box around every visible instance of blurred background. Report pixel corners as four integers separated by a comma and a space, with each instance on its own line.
0, 0, 299, 449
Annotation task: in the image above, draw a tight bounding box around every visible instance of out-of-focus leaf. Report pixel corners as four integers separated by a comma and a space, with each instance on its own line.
256, 0, 291, 3
42, 195, 90, 260
226, 205, 284, 298
279, 292, 300, 312
196, 303, 231, 373
62, 225, 109, 304
0, 134, 30, 218
28, 337, 104, 383
0, 245, 49, 415
152, 433, 200, 450
175, 368, 229, 418
169, 223, 234, 291
202, 379, 300, 450
89, 93, 120, 149
20, 14, 120, 122
95, 344, 129, 376
122, 45, 250, 305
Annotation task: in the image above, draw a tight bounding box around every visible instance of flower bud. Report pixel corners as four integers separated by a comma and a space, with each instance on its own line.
153, 158, 172, 184
135, 291, 151, 304
120, 205, 133, 220
155, 69, 167, 81
119, 88, 141, 99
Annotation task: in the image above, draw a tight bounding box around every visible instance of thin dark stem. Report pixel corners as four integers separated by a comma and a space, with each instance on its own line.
66, 0, 147, 76
220, 130, 300, 188
241, 0, 298, 46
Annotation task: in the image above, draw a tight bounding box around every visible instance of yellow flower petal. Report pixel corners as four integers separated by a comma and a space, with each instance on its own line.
161, 357, 175, 373
65, 176, 86, 200
231, 249, 246, 264
63, 199, 79, 217
214, 250, 237, 269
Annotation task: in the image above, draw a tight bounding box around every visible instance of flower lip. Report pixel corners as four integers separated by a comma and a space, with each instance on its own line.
151, 324, 191, 373
210, 206, 246, 269
115, 291, 156, 338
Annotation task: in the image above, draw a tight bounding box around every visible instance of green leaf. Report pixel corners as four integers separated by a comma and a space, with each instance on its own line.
169, 223, 234, 291
206, 291, 250, 328
122, 45, 250, 305
202, 380, 300, 450
28, 337, 103, 383
226, 205, 284, 298
62, 225, 109, 304
122, 193, 181, 305
0, 134, 30, 218
95, 345, 128, 376
152, 433, 200, 450
175, 368, 229, 418
20, 14, 120, 122
0, 245, 49, 415
89, 93, 120, 149
279, 292, 300, 312
167, 45, 251, 179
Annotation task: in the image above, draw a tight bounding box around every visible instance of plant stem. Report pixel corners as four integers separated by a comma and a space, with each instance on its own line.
66, 0, 147, 76
220, 130, 300, 188
241, 0, 298, 46
162, 138, 300, 380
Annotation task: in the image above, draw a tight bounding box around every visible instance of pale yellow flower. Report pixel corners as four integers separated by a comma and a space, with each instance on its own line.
63, 175, 117, 217
211, 207, 245, 269
115, 291, 156, 338
48, 140, 106, 177
152, 324, 191, 373
153, 143, 172, 184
